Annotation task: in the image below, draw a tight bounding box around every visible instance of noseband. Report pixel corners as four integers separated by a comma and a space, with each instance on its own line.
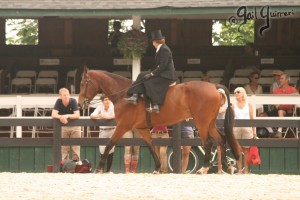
82, 73, 98, 109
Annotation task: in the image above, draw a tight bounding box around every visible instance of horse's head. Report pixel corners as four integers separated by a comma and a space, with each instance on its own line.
78, 67, 99, 109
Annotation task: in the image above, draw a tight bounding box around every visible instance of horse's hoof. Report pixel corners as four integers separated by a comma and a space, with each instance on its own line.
196, 167, 209, 175
153, 170, 160, 174
93, 169, 104, 174
227, 166, 235, 175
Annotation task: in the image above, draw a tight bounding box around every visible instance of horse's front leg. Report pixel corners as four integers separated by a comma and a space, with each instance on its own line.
196, 140, 212, 175
95, 128, 124, 173
137, 128, 161, 174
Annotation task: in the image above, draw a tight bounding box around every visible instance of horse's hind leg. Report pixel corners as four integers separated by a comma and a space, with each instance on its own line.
208, 126, 235, 175
137, 128, 161, 174
196, 139, 212, 175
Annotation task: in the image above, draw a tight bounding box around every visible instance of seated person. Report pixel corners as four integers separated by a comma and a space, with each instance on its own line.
259, 73, 298, 138
244, 71, 263, 95
201, 74, 210, 82
270, 70, 284, 93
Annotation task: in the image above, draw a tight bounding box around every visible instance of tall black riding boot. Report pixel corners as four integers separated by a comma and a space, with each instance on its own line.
124, 93, 138, 104
106, 153, 114, 172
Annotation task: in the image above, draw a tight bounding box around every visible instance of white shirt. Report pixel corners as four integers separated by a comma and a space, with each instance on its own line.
156, 44, 162, 53
91, 102, 115, 128
217, 99, 228, 119
233, 101, 250, 119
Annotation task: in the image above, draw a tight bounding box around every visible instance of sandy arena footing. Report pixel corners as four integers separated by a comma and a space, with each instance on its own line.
1, 173, 300, 200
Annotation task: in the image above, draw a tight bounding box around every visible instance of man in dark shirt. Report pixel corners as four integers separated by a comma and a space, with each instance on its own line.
51, 88, 81, 161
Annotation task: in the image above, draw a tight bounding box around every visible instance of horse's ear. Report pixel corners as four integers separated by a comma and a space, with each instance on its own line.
83, 65, 89, 74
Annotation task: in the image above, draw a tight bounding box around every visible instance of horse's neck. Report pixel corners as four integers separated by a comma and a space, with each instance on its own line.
98, 73, 131, 103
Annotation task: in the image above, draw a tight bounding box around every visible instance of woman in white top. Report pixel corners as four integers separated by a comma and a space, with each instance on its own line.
232, 87, 256, 174
90, 94, 115, 173
244, 71, 263, 95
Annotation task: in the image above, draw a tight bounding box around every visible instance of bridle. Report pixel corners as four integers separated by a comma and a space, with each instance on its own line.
81, 73, 100, 109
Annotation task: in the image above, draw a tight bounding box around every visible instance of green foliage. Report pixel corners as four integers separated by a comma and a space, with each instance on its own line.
6, 19, 38, 45
212, 20, 254, 46
118, 29, 148, 59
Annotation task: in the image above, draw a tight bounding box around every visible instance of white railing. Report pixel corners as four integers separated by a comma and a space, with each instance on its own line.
1, 94, 300, 137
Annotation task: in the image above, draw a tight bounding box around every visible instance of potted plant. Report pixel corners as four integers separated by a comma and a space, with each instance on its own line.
118, 29, 148, 59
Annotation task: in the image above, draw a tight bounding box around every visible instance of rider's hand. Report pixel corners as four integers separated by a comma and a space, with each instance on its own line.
143, 73, 152, 80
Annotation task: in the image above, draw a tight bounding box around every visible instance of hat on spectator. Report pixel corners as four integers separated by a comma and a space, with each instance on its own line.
272, 70, 284, 76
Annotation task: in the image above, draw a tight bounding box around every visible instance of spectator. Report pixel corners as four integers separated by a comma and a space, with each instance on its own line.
201, 74, 210, 82
270, 70, 284, 93
90, 94, 115, 173
108, 21, 123, 56
232, 87, 256, 174
51, 88, 81, 161
244, 42, 256, 56
181, 119, 195, 173
260, 73, 298, 137
216, 88, 228, 174
244, 71, 263, 95
296, 72, 300, 92
123, 129, 141, 173
259, 70, 284, 135
151, 126, 169, 173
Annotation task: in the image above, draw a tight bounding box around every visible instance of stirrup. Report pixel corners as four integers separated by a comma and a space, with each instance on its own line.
124, 95, 138, 104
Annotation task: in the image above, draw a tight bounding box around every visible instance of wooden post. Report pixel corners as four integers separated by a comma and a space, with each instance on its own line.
172, 123, 182, 173
53, 119, 62, 172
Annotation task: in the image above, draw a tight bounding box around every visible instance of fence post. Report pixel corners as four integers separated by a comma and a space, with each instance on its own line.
53, 120, 62, 172
172, 123, 182, 173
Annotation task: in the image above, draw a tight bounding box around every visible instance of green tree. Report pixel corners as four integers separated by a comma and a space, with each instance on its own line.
212, 20, 254, 46
6, 19, 38, 45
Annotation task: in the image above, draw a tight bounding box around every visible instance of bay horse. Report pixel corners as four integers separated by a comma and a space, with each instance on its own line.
78, 67, 240, 174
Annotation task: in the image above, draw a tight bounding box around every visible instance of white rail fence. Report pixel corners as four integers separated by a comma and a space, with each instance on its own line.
1, 94, 300, 138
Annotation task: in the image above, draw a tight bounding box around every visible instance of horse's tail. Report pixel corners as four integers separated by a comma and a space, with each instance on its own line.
216, 84, 240, 160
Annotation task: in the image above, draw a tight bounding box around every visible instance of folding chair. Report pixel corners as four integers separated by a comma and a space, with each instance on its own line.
182, 77, 201, 83
175, 70, 184, 83
35, 70, 58, 93
258, 77, 274, 93
260, 69, 277, 77
284, 69, 300, 77
206, 70, 224, 78
283, 105, 299, 138
35, 78, 57, 93
233, 69, 254, 77
15, 70, 36, 91
183, 70, 203, 78
86, 103, 102, 138
228, 77, 249, 92
66, 69, 77, 91
10, 78, 32, 93
209, 77, 222, 84
0, 96, 17, 138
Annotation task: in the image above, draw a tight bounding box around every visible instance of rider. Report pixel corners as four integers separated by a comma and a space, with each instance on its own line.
124, 30, 177, 113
